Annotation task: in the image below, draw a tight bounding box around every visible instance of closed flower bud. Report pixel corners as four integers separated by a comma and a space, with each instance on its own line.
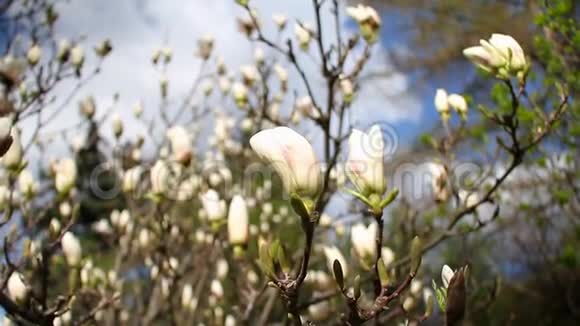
111, 113, 123, 138
70, 46, 85, 70
351, 222, 377, 268
441, 264, 455, 289
94, 39, 112, 57
340, 77, 354, 103
295, 23, 313, 51
346, 124, 386, 197
123, 166, 142, 193
272, 14, 287, 30
27, 44, 42, 66
18, 170, 38, 197
54, 158, 77, 195
273, 64, 288, 91
232, 82, 248, 108
8, 272, 28, 302
210, 279, 224, 299
447, 94, 468, 119
240, 65, 259, 86
2, 128, 22, 169
197, 34, 214, 60
79, 96, 96, 119
434, 89, 450, 119
57, 39, 71, 62
228, 195, 249, 246
0, 116, 13, 157
132, 101, 144, 118
250, 127, 321, 198
62, 231, 82, 266
166, 126, 192, 165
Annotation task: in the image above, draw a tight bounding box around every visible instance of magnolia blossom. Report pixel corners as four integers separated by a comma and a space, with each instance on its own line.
447, 93, 468, 117
70, 45, 84, 70
166, 126, 193, 165
8, 272, 27, 302
434, 89, 450, 115
62, 231, 82, 266
79, 96, 96, 119
340, 77, 354, 103
57, 39, 71, 62
346, 125, 385, 197
150, 160, 173, 195
232, 82, 248, 107
294, 23, 312, 50
250, 127, 321, 197
197, 34, 214, 60
240, 65, 259, 86
112, 113, 123, 138
463, 33, 526, 74
27, 44, 42, 66
346, 5, 381, 43
323, 245, 348, 277
133, 102, 144, 118
0, 55, 25, 85
272, 14, 288, 29
228, 195, 249, 245
2, 128, 22, 168
182, 283, 194, 308
351, 222, 377, 263
200, 189, 227, 221
430, 163, 449, 202
18, 169, 38, 197
441, 264, 455, 289
54, 158, 77, 194
210, 279, 224, 298
123, 166, 143, 193
381, 247, 395, 266
296, 96, 319, 119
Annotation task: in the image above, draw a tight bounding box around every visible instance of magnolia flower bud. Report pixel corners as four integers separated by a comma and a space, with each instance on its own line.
434, 89, 450, 119
219, 77, 231, 94
79, 96, 96, 119
273, 64, 288, 91
232, 82, 248, 108
95, 39, 113, 58
18, 170, 38, 197
132, 101, 144, 118
161, 46, 172, 63
92, 219, 112, 235
296, 96, 318, 119
62, 231, 82, 266
54, 158, 77, 195
111, 113, 123, 139
346, 124, 386, 197
323, 245, 348, 277
123, 166, 143, 193
225, 315, 236, 326
8, 272, 28, 302
2, 128, 22, 169
182, 283, 193, 308
254, 48, 265, 66
447, 94, 468, 119
0, 116, 13, 157
200, 189, 226, 222
160, 75, 169, 98
272, 14, 288, 30
250, 127, 321, 198
430, 163, 449, 202
27, 44, 42, 66
228, 195, 249, 246
49, 218, 61, 237
351, 222, 377, 268
0, 55, 25, 87
197, 34, 214, 60
295, 23, 312, 51
463, 33, 526, 77
70, 45, 85, 71
57, 39, 71, 62
441, 264, 455, 289
166, 126, 192, 165
340, 77, 354, 103
381, 247, 395, 266
346, 5, 381, 43
210, 279, 224, 299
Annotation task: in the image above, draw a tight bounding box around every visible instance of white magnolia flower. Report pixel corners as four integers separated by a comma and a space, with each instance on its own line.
272, 14, 288, 29
8, 272, 27, 302
232, 82, 248, 107
323, 245, 348, 277
166, 126, 192, 165
346, 5, 381, 43
0, 116, 13, 141
111, 113, 123, 138
123, 166, 143, 193
62, 231, 82, 266
27, 44, 42, 66
447, 93, 468, 117
228, 195, 249, 245
132, 101, 144, 118
351, 222, 377, 263
182, 283, 194, 308
430, 163, 448, 202
340, 77, 354, 103
250, 127, 321, 197
150, 160, 174, 195
200, 189, 227, 221
463, 33, 526, 74
441, 264, 455, 289
240, 65, 259, 86
295, 23, 313, 50
18, 169, 38, 197
210, 279, 224, 298
54, 158, 77, 194
57, 39, 71, 62
79, 96, 96, 119
70, 45, 85, 69
2, 128, 22, 168
92, 219, 113, 235
434, 89, 450, 115
346, 125, 385, 197
197, 34, 214, 60
381, 247, 395, 266
296, 96, 318, 119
